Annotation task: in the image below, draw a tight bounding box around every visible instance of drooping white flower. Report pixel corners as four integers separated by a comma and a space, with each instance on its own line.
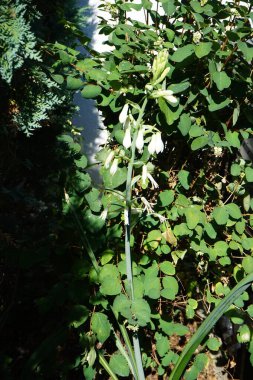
110, 158, 118, 176
119, 104, 129, 124
104, 151, 114, 169
147, 173, 159, 189
142, 164, 148, 184
148, 132, 164, 155
99, 208, 108, 220
123, 127, 131, 149
151, 89, 177, 104
136, 128, 144, 152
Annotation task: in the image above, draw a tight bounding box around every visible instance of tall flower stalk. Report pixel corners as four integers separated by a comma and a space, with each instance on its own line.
124, 98, 148, 380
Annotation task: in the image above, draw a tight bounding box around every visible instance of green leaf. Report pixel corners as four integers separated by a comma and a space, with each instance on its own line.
242, 256, 253, 274
161, 0, 176, 16
83, 366, 96, 380
85, 189, 101, 212
91, 313, 111, 343
237, 324, 251, 343
100, 276, 122, 296
245, 167, 253, 182
184, 207, 202, 229
101, 250, 114, 266
191, 136, 209, 150
206, 337, 221, 351
144, 276, 160, 299
160, 320, 189, 336
160, 261, 175, 275
66, 76, 84, 90
194, 42, 212, 58
178, 170, 190, 190
75, 155, 88, 169
171, 45, 194, 62
237, 41, 253, 62
225, 131, 240, 148
205, 223, 217, 239
101, 167, 127, 189
231, 163, 241, 176
168, 81, 190, 94
178, 114, 191, 136
242, 238, 253, 251
155, 332, 170, 358
212, 206, 229, 225
131, 298, 151, 326
208, 98, 230, 112
158, 190, 175, 207
161, 276, 179, 300
109, 353, 130, 377
212, 71, 231, 91
81, 85, 102, 99
113, 294, 131, 320
225, 203, 242, 219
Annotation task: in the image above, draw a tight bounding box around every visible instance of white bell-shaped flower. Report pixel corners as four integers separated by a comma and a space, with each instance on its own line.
119, 104, 129, 124
123, 127, 132, 149
152, 89, 177, 104
110, 158, 118, 176
136, 128, 144, 152
148, 132, 164, 155
142, 164, 148, 184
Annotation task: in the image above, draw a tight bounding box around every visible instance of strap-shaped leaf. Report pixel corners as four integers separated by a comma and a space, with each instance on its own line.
170, 272, 253, 380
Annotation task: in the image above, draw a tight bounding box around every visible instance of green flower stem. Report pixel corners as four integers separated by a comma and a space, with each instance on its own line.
124, 98, 148, 380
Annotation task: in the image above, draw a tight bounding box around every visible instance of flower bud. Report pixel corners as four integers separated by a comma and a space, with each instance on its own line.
110, 158, 118, 176
136, 128, 144, 152
152, 49, 169, 84
119, 104, 129, 124
123, 127, 132, 149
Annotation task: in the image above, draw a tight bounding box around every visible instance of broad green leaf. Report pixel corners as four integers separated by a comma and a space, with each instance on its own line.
178, 170, 190, 190
212, 206, 229, 225
145, 230, 162, 250
206, 337, 221, 351
160, 320, 189, 336
83, 366, 96, 380
184, 207, 202, 229
171, 44, 194, 62
75, 155, 88, 169
245, 167, 253, 182
66, 76, 84, 90
81, 85, 102, 99
158, 190, 174, 207
155, 332, 170, 358
85, 188, 101, 212
212, 71, 231, 91
205, 223, 217, 239
113, 294, 131, 319
178, 113, 191, 136
237, 41, 253, 62
161, 276, 179, 300
191, 136, 209, 150
194, 42, 212, 58
83, 209, 105, 232
131, 298, 151, 326
144, 276, 160, 299
109, 353, 130, 377
212, 241, 228, 257
91, 313, 111, 343
100, 276, 121, 295
186, 305, 195, 319
160, 261, 175, 275
168, 81, 190, 94
225, 131, 240, 148
237, 324, 251, 343
161, 0, 176, 16
208, 98, 230, 112
242, 256, 253, 273
230, 163, 241, 176
101, 250, 114, 266
101, 167, 127, 189
225, 203, 242, 219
